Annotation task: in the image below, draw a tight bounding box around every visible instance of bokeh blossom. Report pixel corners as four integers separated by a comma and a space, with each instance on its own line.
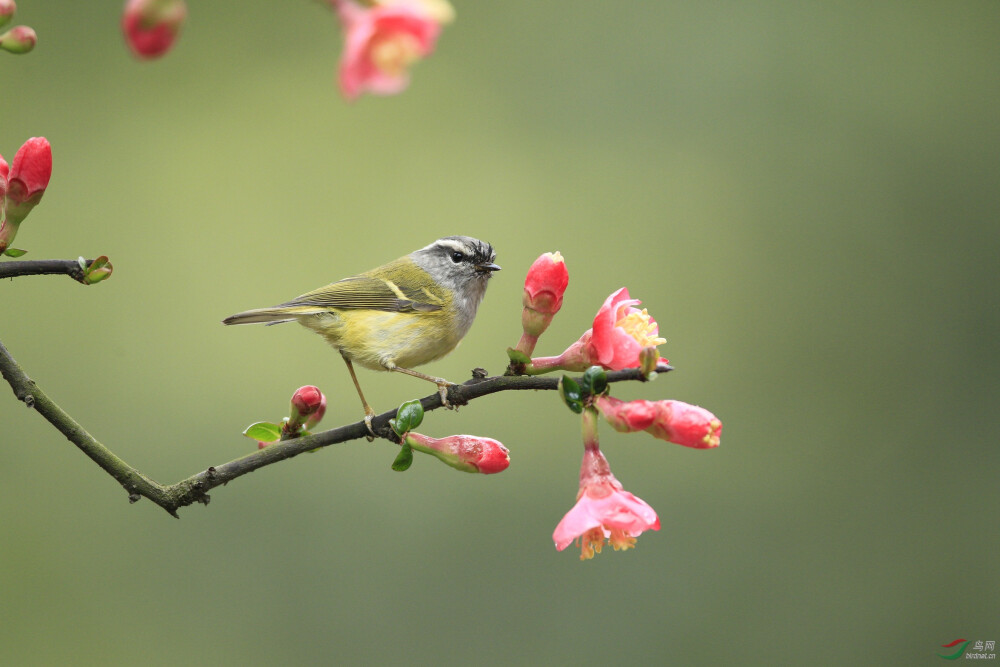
122, 0, 187, 59
0, 24, 35, 53
331, 0, 452, 100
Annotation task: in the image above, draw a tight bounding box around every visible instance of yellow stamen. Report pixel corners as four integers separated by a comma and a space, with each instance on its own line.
608, 529, 637, 552
578, 528, 605, 560
615, 308, 666, 347
370, 33, 422, 76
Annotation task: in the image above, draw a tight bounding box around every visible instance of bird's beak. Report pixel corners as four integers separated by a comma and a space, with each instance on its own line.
475, 262, 501, 273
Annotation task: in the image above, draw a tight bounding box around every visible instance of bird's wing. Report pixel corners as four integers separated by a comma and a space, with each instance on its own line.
280, 275, 444, 313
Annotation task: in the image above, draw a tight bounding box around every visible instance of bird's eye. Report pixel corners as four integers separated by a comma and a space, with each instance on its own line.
451, 251, 465, 263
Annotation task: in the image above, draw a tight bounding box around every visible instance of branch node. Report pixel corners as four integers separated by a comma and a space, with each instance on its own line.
128, 492, 141, 504
23, 394, 34, 409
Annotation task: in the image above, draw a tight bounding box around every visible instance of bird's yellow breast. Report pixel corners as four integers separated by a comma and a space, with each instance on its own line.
300, 304, 465, 372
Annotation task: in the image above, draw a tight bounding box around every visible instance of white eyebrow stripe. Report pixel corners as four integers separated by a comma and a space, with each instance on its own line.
433, 240, 468, 253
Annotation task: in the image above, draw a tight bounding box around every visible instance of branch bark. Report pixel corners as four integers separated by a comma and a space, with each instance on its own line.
0, 258, 92, 281
0, 335, 670, 517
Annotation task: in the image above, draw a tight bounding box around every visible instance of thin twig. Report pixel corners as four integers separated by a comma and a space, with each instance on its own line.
0, 259, 92, 282
0, 335, 669, 516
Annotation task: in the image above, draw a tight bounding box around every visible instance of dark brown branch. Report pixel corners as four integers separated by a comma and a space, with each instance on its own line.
0, 258, 92, 281
1, 332, 670, 516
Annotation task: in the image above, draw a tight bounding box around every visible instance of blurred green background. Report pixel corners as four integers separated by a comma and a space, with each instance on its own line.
2, 1, 998, 664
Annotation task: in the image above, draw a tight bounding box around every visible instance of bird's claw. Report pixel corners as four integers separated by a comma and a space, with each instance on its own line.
363, 413, 376, 441
437, 382, 456, 410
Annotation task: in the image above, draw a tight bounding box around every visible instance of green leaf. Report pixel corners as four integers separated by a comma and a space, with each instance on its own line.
83, 268, 112, 285
392, 399, 424, 436
391, 443, 413, 471
77, 256, 88, 271
559, 376, 584, 414
582, 366, 608, 396
243, 421, 282, 443
87, 256, 110, 271
3, 247, 26, 257
506, 348, 531, 364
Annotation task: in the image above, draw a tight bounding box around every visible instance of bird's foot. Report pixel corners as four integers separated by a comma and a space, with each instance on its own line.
363, 411, 376, 441
437, 381, 456, 410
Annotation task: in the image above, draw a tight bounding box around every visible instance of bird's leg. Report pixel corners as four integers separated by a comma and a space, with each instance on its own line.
385, 363, 456, 409
341, 352, 376, 439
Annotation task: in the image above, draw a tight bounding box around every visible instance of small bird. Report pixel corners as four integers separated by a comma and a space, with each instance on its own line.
223, 236, 500, 433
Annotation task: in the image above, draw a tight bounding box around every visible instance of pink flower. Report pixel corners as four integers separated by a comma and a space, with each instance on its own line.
332, 0, 452, 101
529, 287, 666, 373
646, 400, 721, 449
405, 432, 510, 474
553, 446, 660, 560
588, 287, 665, 371
595, 396, 721, 449
0, 24, 34, 54
1, 137, 51, 253
515, 251, 569, 356
122, 0, 186, 60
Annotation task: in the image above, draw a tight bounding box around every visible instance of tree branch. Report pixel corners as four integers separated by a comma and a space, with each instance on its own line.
0, 258, 92, 281
1, 335, 670, 516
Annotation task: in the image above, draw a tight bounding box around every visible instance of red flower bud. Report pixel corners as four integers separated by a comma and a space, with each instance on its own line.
523, 251, 568, 315
594, 395, 657, 433
645, 400, 721, 449
515, 251, 569, 356
0, 25, 35, 53
405, 432, 510, 474
122, 0, 186, 59
0, 0, 16, 29
1, 137, 51, 253
6, 137, 51, 208
290, 385, 326, 428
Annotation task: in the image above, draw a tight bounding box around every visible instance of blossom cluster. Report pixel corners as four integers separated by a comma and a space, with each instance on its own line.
511, 252, 723, 560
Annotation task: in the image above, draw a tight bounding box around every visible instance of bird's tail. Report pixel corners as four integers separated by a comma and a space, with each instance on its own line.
222, 306, 327, 326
